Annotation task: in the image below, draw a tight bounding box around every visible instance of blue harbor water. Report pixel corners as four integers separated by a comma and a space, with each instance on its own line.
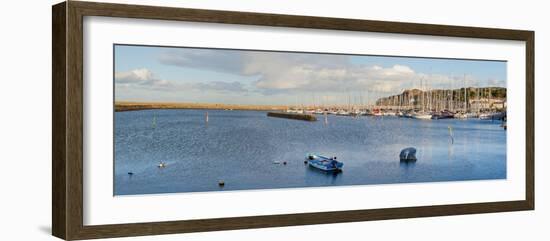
114, 109, 506, 195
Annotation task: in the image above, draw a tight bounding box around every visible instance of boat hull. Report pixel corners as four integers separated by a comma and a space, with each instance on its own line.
431, 112, 455, 120
412, 114, 432, 120
306, 154, 343, 172
479, 112, 506, 120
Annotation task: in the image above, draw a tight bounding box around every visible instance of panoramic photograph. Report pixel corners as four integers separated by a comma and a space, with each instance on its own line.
113, 44, 507, 196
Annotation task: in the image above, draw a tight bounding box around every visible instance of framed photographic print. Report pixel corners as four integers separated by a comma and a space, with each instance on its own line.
52, 1, 534, 240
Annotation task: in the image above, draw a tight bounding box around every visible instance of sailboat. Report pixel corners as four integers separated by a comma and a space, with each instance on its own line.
412, 77, 432, 120
479, 111, 506, 120
431, 110, 454, 119
412, 112, 432, 120
336, 109, 350, 116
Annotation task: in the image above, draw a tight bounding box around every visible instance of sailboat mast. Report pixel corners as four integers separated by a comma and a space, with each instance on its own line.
463, 74, 467, 113
420, 80, 427, 113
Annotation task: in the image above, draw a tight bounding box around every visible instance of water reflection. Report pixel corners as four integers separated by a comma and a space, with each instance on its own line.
305, 165, 343, 185
448, 144, 454, 161
399, 160, 417, 168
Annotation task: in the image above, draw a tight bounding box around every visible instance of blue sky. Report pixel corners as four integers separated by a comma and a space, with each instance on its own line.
114, 44, 506, 105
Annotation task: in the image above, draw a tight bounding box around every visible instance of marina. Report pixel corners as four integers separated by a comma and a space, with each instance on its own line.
276, 86, 506, 122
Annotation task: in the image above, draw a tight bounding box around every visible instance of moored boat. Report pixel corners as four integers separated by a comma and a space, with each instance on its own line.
479, 112, 506, 120
431, 111, 455, 120
403, 111, 414, 118
314, 109, 324, 114
336, 110, 350, 116
306, 154, 343, 172
399, 147, 417, 161
371, 109, 383, 116
349, 109, 363, 116
412, 112, 432, 120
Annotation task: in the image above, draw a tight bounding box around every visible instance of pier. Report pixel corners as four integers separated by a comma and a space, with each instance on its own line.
267, 112, 317, 121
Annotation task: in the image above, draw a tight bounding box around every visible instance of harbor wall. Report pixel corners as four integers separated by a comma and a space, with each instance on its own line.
267, 112, 317, 121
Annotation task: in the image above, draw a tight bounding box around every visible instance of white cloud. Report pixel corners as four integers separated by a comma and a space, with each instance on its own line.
153, 48, 505, 99
246, 56, 419, 94
156, 49, 485, 95
115, 68, 247, 93
115, 68, 154, 82
114, 68, 173, 89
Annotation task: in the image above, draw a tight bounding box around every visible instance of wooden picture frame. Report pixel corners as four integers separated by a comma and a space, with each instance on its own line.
52, 1, 534, 240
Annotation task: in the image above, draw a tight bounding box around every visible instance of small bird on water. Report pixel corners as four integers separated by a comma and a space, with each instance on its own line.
158, 162, 166, 168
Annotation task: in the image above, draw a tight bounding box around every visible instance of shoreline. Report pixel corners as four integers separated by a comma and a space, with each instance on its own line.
115, 102, 289, 112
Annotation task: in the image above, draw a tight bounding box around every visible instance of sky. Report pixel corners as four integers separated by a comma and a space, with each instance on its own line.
114, 44, 506, 106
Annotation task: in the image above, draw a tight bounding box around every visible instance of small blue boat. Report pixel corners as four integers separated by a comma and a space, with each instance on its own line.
306, 154, 343, 172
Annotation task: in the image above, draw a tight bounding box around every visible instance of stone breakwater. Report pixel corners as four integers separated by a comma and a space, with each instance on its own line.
267, 112, 317, 121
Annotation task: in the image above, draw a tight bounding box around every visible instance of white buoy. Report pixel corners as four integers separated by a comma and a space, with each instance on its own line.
158, 162, 166, 168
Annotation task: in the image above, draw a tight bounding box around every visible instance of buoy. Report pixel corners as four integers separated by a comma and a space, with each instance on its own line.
218, 180, 225, 186
283, 161, 287, 165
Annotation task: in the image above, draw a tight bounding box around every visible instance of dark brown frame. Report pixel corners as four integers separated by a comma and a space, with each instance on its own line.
52, 1, 535, 240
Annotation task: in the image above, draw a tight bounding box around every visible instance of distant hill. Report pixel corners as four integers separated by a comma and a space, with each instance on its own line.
376, 87, 506, 107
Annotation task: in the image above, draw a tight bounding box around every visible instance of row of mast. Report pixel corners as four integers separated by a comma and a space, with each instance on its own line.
289, 75, 503, 113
